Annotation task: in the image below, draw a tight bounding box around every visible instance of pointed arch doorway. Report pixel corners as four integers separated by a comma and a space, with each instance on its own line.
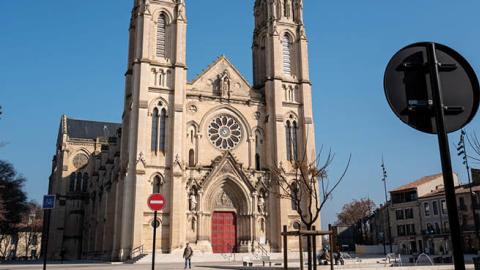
211, 211, 237, 253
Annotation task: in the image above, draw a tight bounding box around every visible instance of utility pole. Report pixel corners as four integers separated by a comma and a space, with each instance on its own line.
458, 129, 480, 252
382, 157, 393, 253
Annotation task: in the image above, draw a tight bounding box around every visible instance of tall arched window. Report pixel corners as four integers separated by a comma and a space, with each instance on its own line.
284, 0, 290, 17
82, 173, 89, 192
286, 121, 292, 161
189, 149, 195, 167
153, 175, 162, 194
292, 121, 298, 161
151, 108, 159, 152
291, 183, 299, 211
282, 34, 293, 75
76, 172, 82, 192
69, 173, 76, 192
255, 130, 263, 170
291, 0, 296, 21
159, 108, 167, 152
156, 14, 167, 58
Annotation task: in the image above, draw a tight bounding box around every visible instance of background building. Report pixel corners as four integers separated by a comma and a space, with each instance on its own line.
47, 0, 320, 262
0, 205, 43, 260
360, 172, 480, 256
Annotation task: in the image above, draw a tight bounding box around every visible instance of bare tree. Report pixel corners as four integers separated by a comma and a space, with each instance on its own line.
336, 198, 376, 245
265, 146, 351, 269
0, 105, 7, 148
466, 131, 480, 164
336, 198, 376, 226
18, 202, 43, 259
0, 194, 5, 222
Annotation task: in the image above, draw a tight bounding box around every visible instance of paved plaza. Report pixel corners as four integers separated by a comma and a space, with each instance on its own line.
0, 260, 475, 270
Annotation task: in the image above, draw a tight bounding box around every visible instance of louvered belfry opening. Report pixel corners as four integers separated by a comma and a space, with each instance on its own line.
156, 14, 167, 58
282, 34, 293, 75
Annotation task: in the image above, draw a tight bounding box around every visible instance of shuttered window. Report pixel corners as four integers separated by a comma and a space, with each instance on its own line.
156, 14, 167, 58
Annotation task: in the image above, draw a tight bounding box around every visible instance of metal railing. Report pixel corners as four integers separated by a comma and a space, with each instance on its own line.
130, 245, 145, 262
257, 243, 269, 257
220, 244, 236, 262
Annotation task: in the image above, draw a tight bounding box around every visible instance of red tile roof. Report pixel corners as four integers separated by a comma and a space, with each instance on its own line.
391, 173, 443, 192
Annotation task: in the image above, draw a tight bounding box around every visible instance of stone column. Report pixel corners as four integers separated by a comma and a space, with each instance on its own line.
196, 190, 203, 242
248, 136, 254, 169
252, 192, 258, 244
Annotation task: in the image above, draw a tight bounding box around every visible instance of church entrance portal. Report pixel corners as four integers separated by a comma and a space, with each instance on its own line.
211, 211, 237, 253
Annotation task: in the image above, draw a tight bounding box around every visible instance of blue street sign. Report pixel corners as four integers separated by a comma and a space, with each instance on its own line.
43, 195, 56, 209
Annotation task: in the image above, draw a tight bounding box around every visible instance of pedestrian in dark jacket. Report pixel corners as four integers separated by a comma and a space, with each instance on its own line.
183, 243, 193, 269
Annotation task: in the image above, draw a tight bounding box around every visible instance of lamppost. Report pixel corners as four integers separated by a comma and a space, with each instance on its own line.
457, 129, 480, 252
381, 157, 393, 253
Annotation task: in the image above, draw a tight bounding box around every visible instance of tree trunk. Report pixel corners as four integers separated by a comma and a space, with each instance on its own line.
307, 225, 312, 270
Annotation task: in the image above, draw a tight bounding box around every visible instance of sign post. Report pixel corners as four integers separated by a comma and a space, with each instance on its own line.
427, 43, 465, 269
384, 42, 480, 270
147, 194, 165, 270
42, 195, 55, 270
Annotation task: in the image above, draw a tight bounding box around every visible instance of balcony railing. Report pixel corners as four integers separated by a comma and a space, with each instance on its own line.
422, 229, 449, 236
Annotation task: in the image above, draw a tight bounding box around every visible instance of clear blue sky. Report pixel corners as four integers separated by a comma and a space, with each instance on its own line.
1, 0, 480, 227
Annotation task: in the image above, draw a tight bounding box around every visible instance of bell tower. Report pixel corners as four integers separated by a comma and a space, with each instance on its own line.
252, 0, 318, 251
118, 0, 187, 259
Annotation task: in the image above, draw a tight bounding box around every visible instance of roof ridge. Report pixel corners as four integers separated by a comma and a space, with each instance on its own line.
189, 55, 251, 87
391, 172, 444, 192
67, 117, 121, 126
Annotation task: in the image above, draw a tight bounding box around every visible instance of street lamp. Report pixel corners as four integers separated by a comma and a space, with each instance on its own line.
381, 157, 393, 254
457, 129, 480, 252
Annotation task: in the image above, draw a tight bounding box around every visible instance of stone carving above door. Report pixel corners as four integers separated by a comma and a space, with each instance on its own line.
214, 191, 234, 209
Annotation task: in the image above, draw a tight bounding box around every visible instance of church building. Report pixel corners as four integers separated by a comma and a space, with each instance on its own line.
47, 0, 318, 261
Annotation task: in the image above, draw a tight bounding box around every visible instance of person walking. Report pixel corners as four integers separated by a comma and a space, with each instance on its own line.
183, 243, 193, 269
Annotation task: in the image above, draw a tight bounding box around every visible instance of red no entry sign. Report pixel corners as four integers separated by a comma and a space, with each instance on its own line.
148, 194, 165, 211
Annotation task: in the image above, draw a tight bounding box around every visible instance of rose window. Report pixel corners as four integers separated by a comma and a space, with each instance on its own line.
208, 115, 242, 150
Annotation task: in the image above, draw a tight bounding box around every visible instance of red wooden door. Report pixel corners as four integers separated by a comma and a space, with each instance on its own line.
211, 212, 236, 253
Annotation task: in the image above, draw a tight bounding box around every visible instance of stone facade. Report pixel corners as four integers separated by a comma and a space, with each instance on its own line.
419, 181, 480, 254
0, 232, 42, 260
363, 173, 480, 256
388, 173, 456, 255
47, 0, 319, 261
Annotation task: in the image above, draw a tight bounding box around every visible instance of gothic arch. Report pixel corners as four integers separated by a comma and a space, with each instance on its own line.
148, 97, 169, 114
70, 148, 91, 170
186, 120, 200, 130
199, 105, 253, 139
71, 148, 91, 158
151, 9, 173, 25
201, 174, 253, 215
285, 111, 299, 121
281, 30, 296, 42
148, 172, 165, 184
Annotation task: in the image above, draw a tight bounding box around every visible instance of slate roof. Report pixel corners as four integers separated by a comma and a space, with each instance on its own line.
66, 118, 121, 140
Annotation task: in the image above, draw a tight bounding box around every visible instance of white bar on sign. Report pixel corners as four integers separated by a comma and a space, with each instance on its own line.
151, 200, 164, 204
